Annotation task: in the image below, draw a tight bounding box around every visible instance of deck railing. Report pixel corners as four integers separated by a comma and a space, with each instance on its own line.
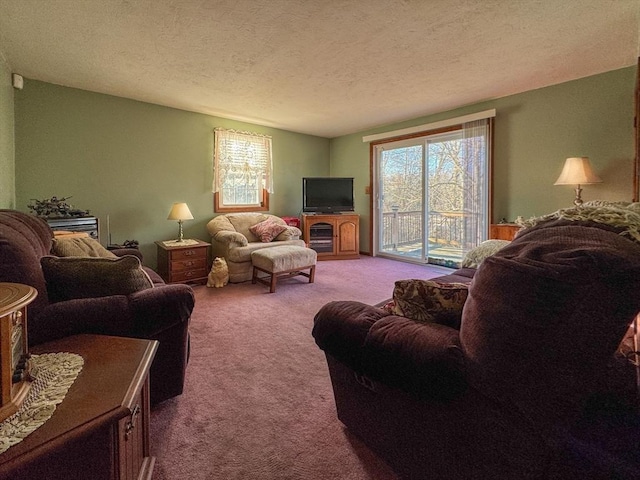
381, 208, 466, 250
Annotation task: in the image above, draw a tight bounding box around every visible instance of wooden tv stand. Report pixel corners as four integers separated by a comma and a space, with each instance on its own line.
0, 334, 158, 480
302, 214, 359, 260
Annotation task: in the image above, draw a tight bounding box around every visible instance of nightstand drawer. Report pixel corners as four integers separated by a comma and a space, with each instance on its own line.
169, 247, 207, 261
170, 268, 208, 283
171, 257, 207, 272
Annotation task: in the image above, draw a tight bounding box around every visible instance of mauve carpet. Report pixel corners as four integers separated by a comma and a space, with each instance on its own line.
150, 256, 451, 480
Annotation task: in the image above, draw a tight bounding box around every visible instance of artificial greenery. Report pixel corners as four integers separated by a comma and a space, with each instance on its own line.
28, 196, 90, 218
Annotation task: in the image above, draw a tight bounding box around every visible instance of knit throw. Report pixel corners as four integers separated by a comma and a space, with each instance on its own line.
519, 201, 640, 243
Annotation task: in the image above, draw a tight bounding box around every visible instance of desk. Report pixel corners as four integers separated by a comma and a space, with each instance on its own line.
0, 335, 157, 480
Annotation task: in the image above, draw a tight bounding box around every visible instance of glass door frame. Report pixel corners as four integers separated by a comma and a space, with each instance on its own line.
373, 137, 428, 264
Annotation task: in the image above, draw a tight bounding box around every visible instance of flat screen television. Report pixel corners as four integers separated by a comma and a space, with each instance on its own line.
302, 177, 354, 213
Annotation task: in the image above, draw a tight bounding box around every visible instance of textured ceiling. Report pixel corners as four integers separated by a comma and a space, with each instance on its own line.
0, 0, 638, 138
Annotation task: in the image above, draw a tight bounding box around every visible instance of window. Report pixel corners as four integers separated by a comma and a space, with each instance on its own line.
213, 128, 273, 212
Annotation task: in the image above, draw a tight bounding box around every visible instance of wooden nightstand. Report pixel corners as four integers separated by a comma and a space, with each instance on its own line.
155, 240, 210, 285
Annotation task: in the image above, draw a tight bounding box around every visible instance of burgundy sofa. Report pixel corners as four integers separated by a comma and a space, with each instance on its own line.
0, 210, 194, 405
313, 218, 640, 479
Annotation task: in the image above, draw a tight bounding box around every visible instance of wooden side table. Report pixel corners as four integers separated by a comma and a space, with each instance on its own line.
155, 239, 210, 285
0, 334, 158, 480
489, 223, 520, 241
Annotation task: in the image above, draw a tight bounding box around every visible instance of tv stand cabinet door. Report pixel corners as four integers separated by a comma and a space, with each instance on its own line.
336, 215, 359, 257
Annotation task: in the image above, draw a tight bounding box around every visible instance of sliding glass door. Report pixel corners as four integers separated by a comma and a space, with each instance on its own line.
376, 138, 426, 261
373, 120, 490, 267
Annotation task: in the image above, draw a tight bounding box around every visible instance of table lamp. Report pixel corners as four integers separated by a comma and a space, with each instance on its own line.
167, 202, 193, 243
554, 157, 602, 207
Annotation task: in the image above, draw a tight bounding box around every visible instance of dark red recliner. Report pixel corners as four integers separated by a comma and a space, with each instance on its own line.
0, 209, 194, 405
314, 218, 640, 479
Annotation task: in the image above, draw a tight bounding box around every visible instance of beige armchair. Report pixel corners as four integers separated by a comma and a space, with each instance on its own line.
206, 213, 305, 282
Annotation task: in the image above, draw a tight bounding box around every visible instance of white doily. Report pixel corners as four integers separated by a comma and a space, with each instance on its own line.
0, 352, 84, 453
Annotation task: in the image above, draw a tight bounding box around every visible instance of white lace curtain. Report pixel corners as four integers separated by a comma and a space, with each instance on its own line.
461, 118, 490, 253
213, 128, 274, 198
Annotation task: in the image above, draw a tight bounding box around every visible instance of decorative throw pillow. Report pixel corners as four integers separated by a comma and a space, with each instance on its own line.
391, 279, 469, 328
249, 219, 287, 243
461, 239, 511, 268
41, 255, 153, 302
51, 236, 117, 258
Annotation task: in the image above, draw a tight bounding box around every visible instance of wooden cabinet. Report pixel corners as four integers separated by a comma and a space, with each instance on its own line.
155, 240, 210, 284
0, 283, 37, 423
0, 334, 158, 480
46, 216, 99, 240
490, 223, 520, 241
302, 214, 359, 260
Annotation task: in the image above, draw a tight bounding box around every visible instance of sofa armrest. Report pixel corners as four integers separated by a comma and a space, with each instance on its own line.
313, 300, 467, 401
30, 284, 195, 345
128, 284, 195, 335
313, 300, 393, 371
213, 230, 248, 248
363, 316, 467, 400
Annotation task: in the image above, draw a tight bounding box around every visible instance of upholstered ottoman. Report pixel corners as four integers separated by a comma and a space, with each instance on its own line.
251, 246, 317, 293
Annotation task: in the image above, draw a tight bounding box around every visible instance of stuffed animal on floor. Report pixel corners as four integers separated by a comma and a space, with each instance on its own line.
207, 257, 229, 288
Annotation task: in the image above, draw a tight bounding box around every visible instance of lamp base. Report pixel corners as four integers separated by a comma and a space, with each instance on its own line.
573, 185, 584, 207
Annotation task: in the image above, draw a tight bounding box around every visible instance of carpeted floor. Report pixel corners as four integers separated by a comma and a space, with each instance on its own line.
150, 256, 451, 480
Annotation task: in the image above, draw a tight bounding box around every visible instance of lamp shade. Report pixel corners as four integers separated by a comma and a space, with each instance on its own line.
167, 203, 194, 221
554, 157, 602, 185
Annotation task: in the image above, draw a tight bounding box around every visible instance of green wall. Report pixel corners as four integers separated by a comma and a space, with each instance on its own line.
13, 67, 637, 262
14, 80, 329, 266
331, 67, 636, 253
0, 52, 14, 209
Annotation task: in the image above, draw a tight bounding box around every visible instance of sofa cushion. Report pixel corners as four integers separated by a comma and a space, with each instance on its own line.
249, 219, 287, 243
51, 236, 118, 258
251, 245, 317, 272
391, 279, 469, 329
433, 267, 476, 284
41, 255, 154, 302
459, 219, 640, 433
461, 239, 511, 268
